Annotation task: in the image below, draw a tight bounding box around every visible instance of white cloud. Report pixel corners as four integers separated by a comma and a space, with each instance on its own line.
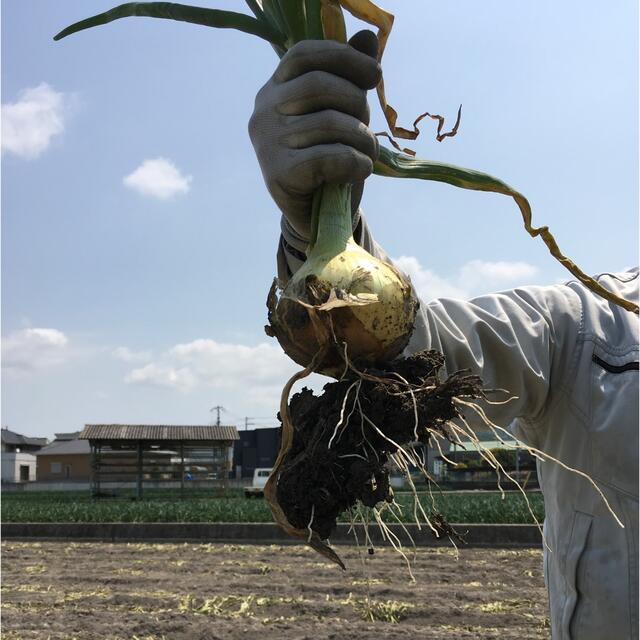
394, 256, 540, 302
394, 256, 468, 300
2, 83, 68, 159
458, 260, 538, 294
124, 339, 297, 397
124, 363, 196, 391
2, 328, 69, 373
123, 157, 192, 199
112, 346, 152, 363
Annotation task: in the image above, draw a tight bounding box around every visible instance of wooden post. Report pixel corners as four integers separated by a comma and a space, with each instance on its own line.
226, 441, 231, 493
90, 442, 97, 497
213, 443, 218, 497
97, 443, 102, 496
136, 441, 143, 499
180, 442, 184, 496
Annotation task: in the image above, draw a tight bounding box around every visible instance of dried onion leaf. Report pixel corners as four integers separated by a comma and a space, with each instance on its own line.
374, 146, 639, 314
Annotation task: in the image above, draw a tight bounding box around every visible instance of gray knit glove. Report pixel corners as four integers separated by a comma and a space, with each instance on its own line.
248, 30, 381, 240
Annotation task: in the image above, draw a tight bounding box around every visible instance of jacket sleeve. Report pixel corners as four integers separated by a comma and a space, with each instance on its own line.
277, 213, 583, 428
408, 283, 582, 429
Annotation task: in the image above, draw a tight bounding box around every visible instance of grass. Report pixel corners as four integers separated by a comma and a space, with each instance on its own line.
356, 598, 413, 623
1, 489, 544, 524
476, 599, 535, 613
178, 594, 260, 618
0, 577, 412, 626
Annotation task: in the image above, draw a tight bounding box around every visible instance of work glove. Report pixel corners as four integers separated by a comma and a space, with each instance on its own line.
248, 30, 381, 241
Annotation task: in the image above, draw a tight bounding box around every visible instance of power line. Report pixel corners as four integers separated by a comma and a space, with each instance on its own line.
242, 416, 280, 431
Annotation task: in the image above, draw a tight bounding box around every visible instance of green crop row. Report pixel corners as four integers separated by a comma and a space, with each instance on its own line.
1, 490, 544, 524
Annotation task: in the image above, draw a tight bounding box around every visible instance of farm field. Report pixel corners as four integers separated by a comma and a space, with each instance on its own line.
2, 490, 545, 524
1, 541, 549, 639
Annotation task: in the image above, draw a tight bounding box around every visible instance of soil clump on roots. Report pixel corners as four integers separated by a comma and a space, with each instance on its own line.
275, 349, 483, 543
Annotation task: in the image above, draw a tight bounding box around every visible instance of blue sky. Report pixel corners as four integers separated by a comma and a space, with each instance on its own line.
2, 0, 638, 439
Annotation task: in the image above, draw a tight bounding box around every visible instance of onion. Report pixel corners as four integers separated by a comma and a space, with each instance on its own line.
267, 183, 418, 376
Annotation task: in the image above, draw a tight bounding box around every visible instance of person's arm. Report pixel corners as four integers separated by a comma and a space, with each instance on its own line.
410, 280, 582, 430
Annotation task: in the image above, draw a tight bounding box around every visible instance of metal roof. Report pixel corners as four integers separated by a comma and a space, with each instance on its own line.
462, 429, 516, 443
1, 428, 48, 447
450, 439, 518, 452
54, 431, 81, 441
80, 424, 239, 441
37, 439, 91, 456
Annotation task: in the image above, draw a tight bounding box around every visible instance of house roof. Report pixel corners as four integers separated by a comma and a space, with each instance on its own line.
1, 428, 48, 447
37, 439, 91, 456
80, 424, 239, 442
448, 439, 519, 454
54, 431, 81, 441
469, 430, 516, 443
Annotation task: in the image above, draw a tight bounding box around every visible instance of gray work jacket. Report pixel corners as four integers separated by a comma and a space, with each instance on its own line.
279, 216, 639, 639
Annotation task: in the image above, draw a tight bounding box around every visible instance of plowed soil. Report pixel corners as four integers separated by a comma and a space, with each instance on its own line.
1, 541, 549, 639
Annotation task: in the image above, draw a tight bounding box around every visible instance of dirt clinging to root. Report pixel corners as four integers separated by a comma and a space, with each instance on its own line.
276, 349, 483, 541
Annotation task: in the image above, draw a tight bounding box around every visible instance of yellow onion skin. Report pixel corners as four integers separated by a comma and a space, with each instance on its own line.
268, 237, 418, 376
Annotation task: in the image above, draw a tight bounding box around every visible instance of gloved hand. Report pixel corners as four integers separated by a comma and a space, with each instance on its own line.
248, 30, 381, 240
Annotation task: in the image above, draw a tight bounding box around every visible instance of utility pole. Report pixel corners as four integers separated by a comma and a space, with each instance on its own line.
210, 405, 225, 427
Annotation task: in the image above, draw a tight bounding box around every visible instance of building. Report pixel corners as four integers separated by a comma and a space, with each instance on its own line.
53, 431, 82, 441
233, 427, 280, 479
36, 438, 91, 482
81, 424, 239, 497
434, 429, 539, 489
1, 427, 48, 483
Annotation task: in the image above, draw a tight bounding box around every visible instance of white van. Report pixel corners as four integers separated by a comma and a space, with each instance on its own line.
243, 468, 272, 498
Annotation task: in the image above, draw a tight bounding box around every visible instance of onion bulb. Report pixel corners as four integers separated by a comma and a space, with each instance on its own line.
267, 183, 418, 376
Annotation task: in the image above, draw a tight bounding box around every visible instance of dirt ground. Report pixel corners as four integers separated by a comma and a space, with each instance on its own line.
1, 541, 549, 640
